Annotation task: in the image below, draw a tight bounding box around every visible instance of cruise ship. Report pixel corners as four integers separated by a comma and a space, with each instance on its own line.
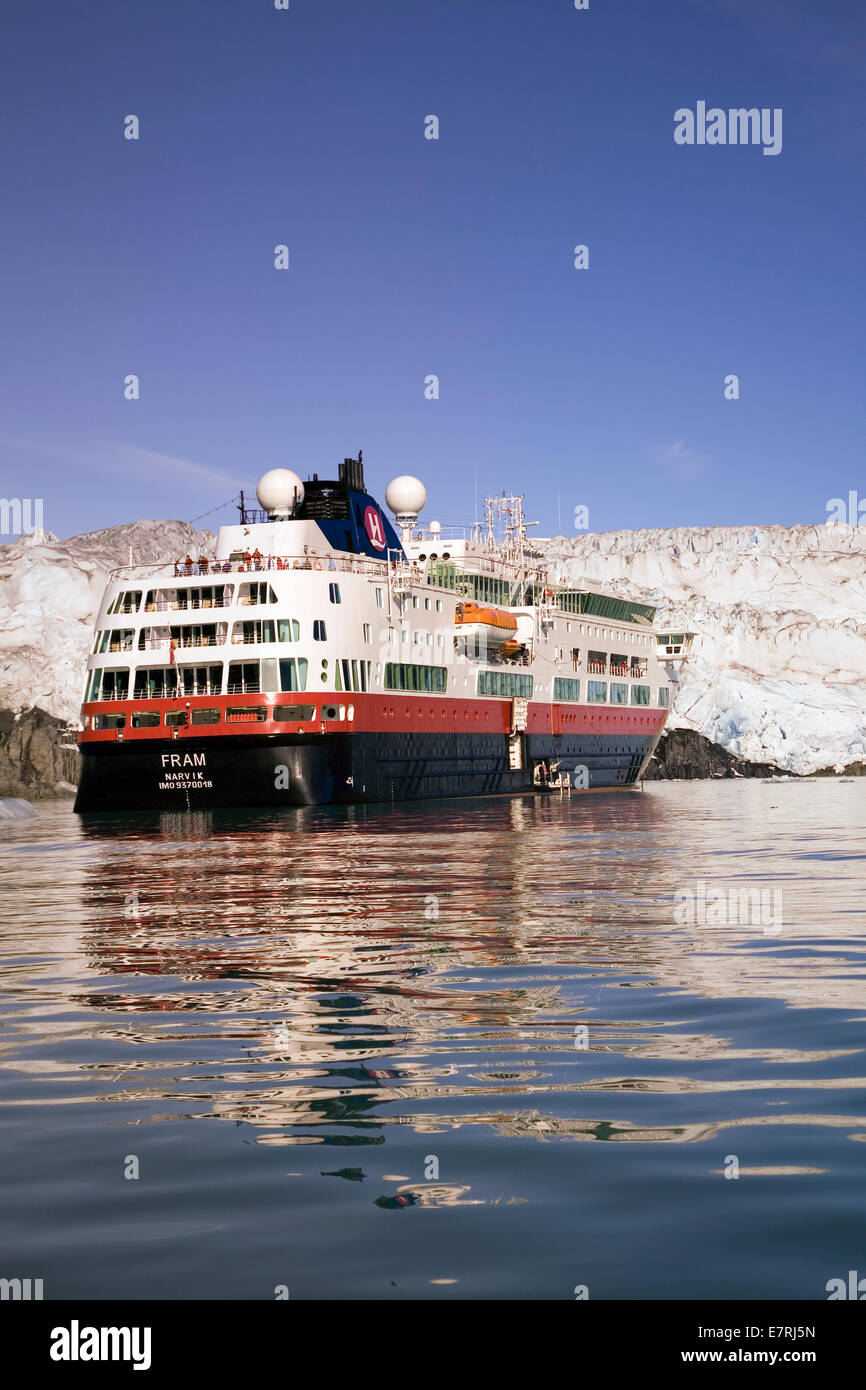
74, 457, 692, 812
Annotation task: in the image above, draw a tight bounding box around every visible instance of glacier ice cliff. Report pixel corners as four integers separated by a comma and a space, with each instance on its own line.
537, 522, 866, 775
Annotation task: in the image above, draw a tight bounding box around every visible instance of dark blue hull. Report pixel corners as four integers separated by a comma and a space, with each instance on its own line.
74, 730, 660, 813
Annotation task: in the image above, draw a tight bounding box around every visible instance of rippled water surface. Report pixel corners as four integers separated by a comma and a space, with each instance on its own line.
1, 781, 864, 1300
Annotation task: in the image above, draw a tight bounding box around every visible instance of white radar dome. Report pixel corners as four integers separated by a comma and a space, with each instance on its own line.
429, 520, 441, 535
256, 468, 305, 518
385, 475, 427, 517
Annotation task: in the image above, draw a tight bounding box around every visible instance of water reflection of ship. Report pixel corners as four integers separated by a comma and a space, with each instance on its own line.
73, 790, 866, 1142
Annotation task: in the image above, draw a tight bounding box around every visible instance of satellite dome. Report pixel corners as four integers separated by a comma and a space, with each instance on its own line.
429, 520, 441, 535
385, 475, 427, 517
256, 468, 305, 518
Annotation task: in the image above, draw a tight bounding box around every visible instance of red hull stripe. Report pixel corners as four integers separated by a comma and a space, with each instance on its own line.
79, 692, 668, 743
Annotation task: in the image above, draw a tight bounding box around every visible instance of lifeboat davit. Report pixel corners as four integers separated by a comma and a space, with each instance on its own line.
455, 601, 518, 647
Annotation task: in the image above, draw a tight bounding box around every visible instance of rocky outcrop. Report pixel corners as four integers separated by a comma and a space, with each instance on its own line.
644, 727, 788, 780
0, 707, 79, 799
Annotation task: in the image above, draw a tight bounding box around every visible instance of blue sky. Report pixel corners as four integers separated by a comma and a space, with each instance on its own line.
1, 0, 863, 539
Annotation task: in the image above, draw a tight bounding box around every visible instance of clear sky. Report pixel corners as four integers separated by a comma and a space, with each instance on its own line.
1, 0, 863, 540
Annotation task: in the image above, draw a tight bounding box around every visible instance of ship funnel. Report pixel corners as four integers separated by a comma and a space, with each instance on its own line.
386, 475, 427, 542
256, 468, 305, 519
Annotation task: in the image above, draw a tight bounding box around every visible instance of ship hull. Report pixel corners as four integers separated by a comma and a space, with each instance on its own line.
74, 728, 661, 813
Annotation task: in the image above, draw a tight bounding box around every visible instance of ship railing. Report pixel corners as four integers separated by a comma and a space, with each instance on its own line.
145, 597, 230, 612
609, 662, 629, 676
139, 635, 220, 650
109, 553, 397, 583
587, 660, 606, 674
630, 661, 648, 677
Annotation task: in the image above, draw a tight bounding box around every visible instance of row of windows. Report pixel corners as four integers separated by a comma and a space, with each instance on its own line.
335, 659, 372, 693
107, 582, 281, 616
384, 663, 448, 692
86, 658, 670, 708
586, 682, 656, 706
477, 671, 534, 698
87, 658, 310, 700
95, 617, 308, 653
92, 703, 320, 731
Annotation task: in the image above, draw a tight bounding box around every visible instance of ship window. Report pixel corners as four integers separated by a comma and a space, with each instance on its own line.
191, 708, 221, 725
553, 678, 580, 701
133, 667, 178, 699
131, 712, 161, 728
412, 596, 419, 608
97, 669, 130, 701
610, 682, 628, 705
226, 707, 267, 722
227, 661, 261, 694
277, 618, 300, 642
384, 663, 448, 693
363, 623, 372, 642
587, 680, 607, 703
587, 650, 606, 674
279, 657, 309, 692
179, 665, 222, 696
260, 658, 279, 693
313, 620, 327, 641
658, 687, 670, 707
108, 590, 142, 615
97, 629, 134, 653
233, 619, 275, 645
631, 684, 650, 705
436, 599, 442, 612
610, 653, 628, 676
238, 582, 277, 606
273, 704, 315, 722
425, 597, 431, 610
165, 711, 188, 727
94, 713, 126, 730
375, 588, 383, 607
329, 583, 341, 604
476, 671, 533, 698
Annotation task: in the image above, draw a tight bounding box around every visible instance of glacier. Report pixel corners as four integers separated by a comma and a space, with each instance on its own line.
1, 517, 864, 776
538, 522, 866, 775
0, 522, 214, 727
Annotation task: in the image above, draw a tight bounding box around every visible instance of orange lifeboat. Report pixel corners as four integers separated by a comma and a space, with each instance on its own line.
455, 601, 518, 647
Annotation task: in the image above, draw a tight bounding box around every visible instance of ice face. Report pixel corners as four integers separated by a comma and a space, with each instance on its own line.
538, 522, 866, 775
0, 519, 214, 724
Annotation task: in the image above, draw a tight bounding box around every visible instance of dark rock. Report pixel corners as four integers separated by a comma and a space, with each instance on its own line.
644, 727, 789, 780
0, 707, 79, 799
812, 760, 866, 776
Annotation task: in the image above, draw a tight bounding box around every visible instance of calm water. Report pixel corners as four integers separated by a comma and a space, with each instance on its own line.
1, 781, 864, 1301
